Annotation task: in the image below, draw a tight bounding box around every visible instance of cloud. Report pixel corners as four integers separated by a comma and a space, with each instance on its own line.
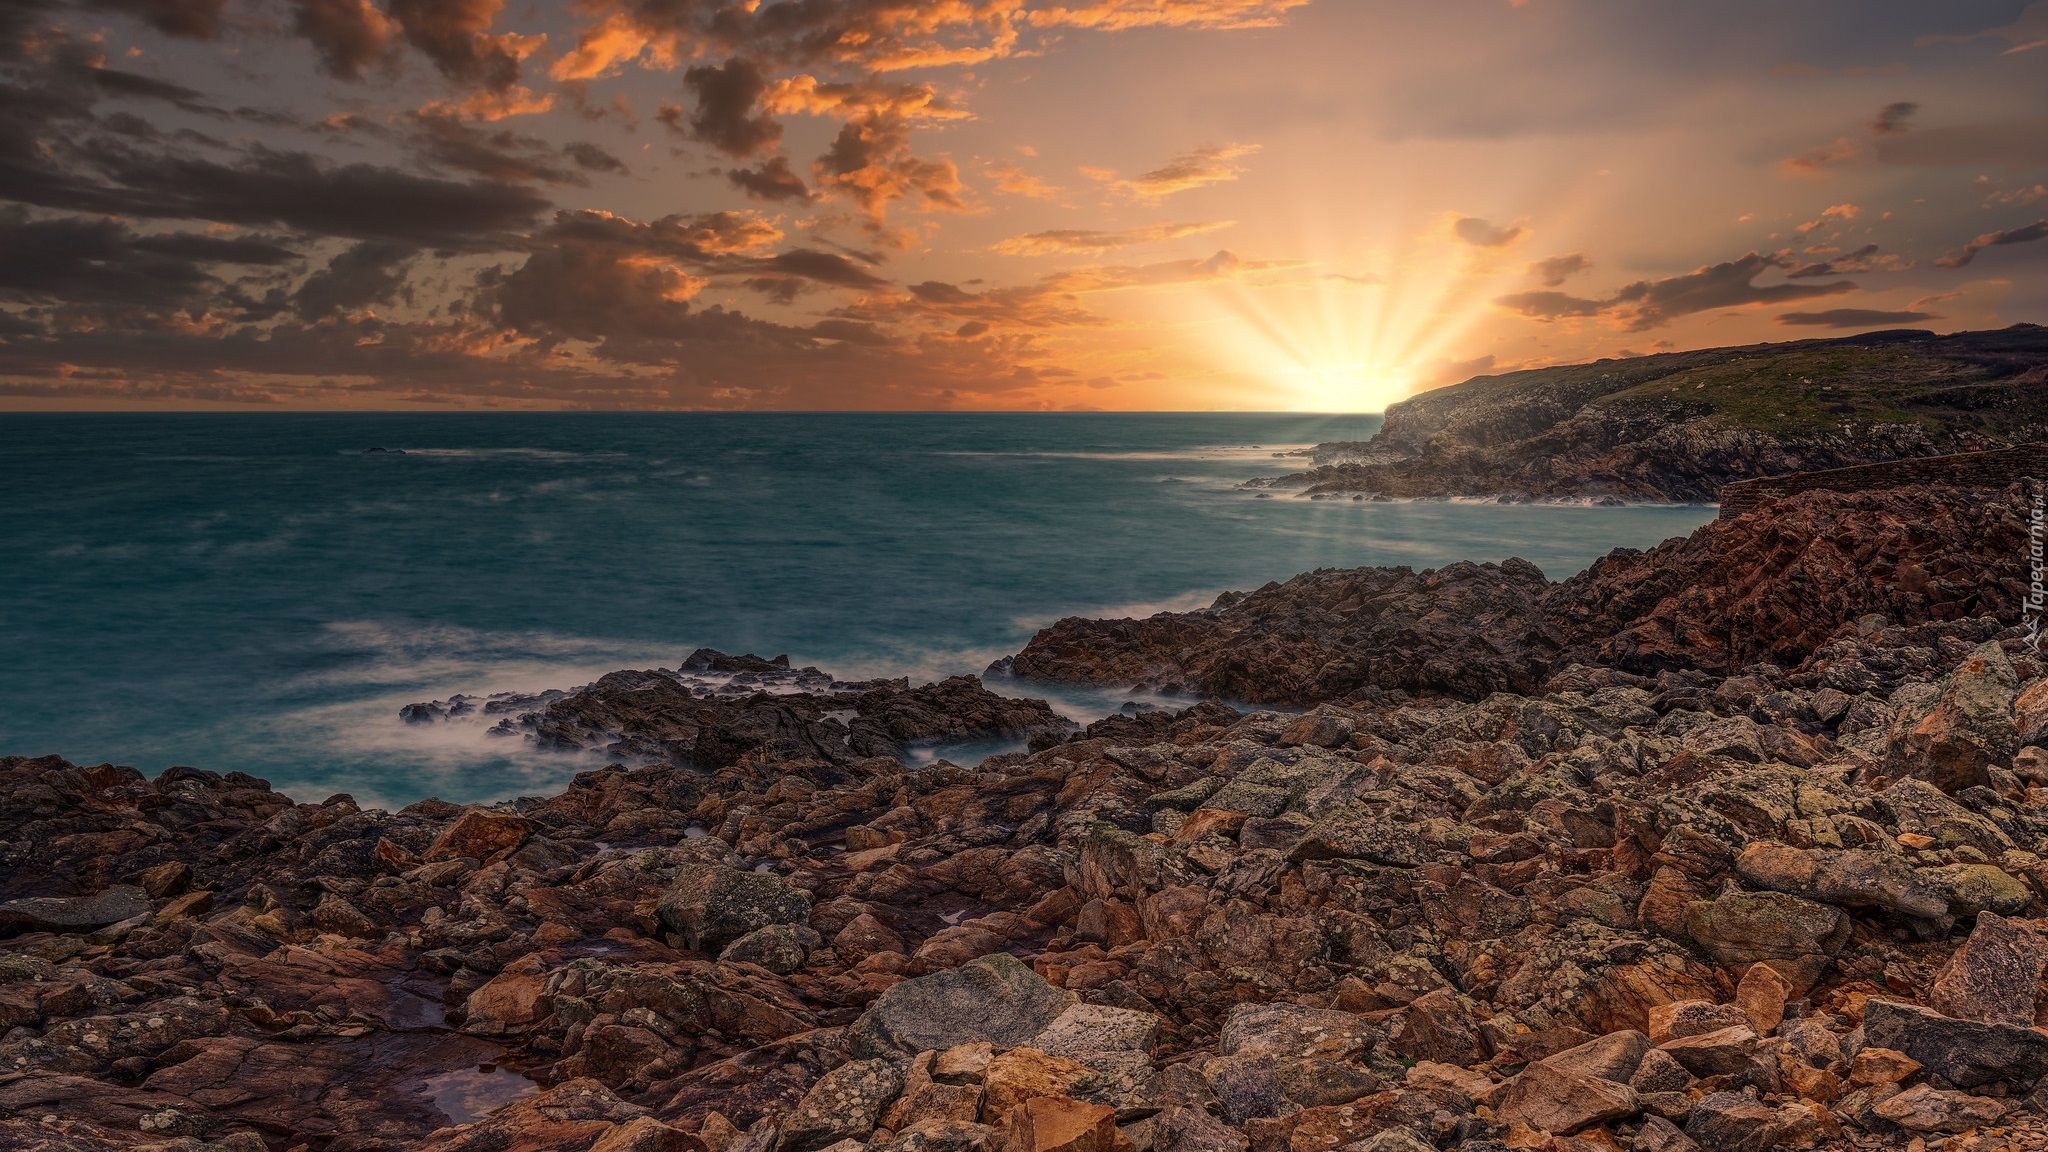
1782, 136, 1861, 177
293, 241, 414, 318
985, 162, 1058, 199
993, 220, 1232, 255
1453, 216, 1526, 248
0, 208, 296, 309
1494, 251, 1857, 330
725, 156, 813, 202
85, 0, 228, 40
677, 57, 781, 159
1101, 143, 1260, 201
1867, 101, 1918, 136
292, 0, 397, 80
1029, 0, 1311, 32
1934, 218, 2048, 267
1529, 253, 1590, 286
1774, 308, 1938, 328
382, 0, 531, 91
1783, 244, 1912, 278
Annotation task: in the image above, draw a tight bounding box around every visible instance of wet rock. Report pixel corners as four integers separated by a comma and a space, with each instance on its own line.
0, 885, 148, 937
847, 953, 1074, 1060
658, 865, 813, 952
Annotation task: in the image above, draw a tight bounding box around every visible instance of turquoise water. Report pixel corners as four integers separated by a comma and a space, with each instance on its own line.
0, 413, 1715, 807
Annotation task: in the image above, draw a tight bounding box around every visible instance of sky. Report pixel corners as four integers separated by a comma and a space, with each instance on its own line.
1, 0, 2045, 412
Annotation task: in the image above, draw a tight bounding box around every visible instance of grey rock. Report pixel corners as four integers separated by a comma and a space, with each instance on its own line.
1217, 1002, 1379, 1063
720, 923, 823, 975
658, 864, 812, 952
1683, 1091, 1775, 1152
0, 885, 149, 937
776, 1059, 906, 1152
847, 952, 1074, 1059
1862, 998, 2048, 1089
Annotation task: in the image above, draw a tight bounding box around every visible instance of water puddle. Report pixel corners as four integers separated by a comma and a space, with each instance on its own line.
423, 1063, 539, 1125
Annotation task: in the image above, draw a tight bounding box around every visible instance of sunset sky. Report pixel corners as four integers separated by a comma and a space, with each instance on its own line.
2, 0, 2046, 412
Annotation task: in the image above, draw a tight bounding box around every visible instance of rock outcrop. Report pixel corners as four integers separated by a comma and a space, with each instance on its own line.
5, 484, 2048, 1151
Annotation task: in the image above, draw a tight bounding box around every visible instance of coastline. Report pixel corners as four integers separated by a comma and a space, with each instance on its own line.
2, 479, 2045, 1151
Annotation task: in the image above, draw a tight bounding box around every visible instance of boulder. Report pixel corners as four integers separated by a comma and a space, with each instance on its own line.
657, 865, 813, 952
1148, 1105, 1246, 1152
1493, 1062, 1638, 1134
1887, 641, 2020, 793
1217, 1002, 1378, 1063
423, 808, 533, 863
1682, 1091, 1775, 1152
982, 1048, 1098, 1127
1870, 1083, 2008, 1134
1929, 911, 2048, 1027
884, 1121, 999, 1152
1731, 964, 1789, 1036
776, 1060, 906, 1152
1847, 1047, 1921, 1087
1634, 1115, 1701, 1152
721, 924, 823, 975
0, 885, 149, 937
1541, 1030, 1651, 1084
1862, 999, 2048, 1089
1001, 1098, 1118, 1152
1733, 842, 1947, 921
1029, 1003, 1160, 1080
1628, 1049, 1693, 1094
1917, 863, 2034, 917
846, 953, 1074, 1060
1681, 892, 1848, 990
1656, 1026, 1758, 1078
1646, 1002, 1750, 1045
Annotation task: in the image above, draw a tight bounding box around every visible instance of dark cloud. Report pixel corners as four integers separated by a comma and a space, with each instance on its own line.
1868, 101, 1918, 137
406, 113, 587, 185
1494, 252, 1856, 330
0, 209, 296, 309
564, 141, 627, 175
1453, 216, 1526, 248
294, 241, 414, 318
383, 0, 521, 90
749, 248, 887, 290
814, 113, 965, 220
1529, 252, 1590, 287
678, 57, 780, 158
1934, 218, 2048, 267
1775, 308, 1938, 328
83, 0, 229, 40
726, 155, 812, 202
292, 0, 396, 80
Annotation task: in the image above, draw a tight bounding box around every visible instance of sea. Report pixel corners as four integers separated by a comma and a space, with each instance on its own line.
0, 413, 1717, 809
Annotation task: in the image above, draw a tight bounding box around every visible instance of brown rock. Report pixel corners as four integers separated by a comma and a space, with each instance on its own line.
424, 808, 533, 863
1173, 808, 1250, 844
1646, 1001, 1750, 1045
1656, 1026, 1758, 1078
1871, 1083, 2009, 1134
1494, 1062, 1638, 1134
591, 1117, 708, 1152
1732, 964, 1789, 1037
935, 1043, 995, 1084
1001, 1097, 1120, 1152
461, 955, 552, 1035
833, 913, 908, 965
982, 1048, 1097, 1126
1847, 1047, 1922, 1087
1928, 911, 2048, 1027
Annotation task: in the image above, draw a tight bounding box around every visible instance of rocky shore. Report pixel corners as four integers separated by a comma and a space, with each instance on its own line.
5, 482, 2048, 1152
1247, 326, 2047, 502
